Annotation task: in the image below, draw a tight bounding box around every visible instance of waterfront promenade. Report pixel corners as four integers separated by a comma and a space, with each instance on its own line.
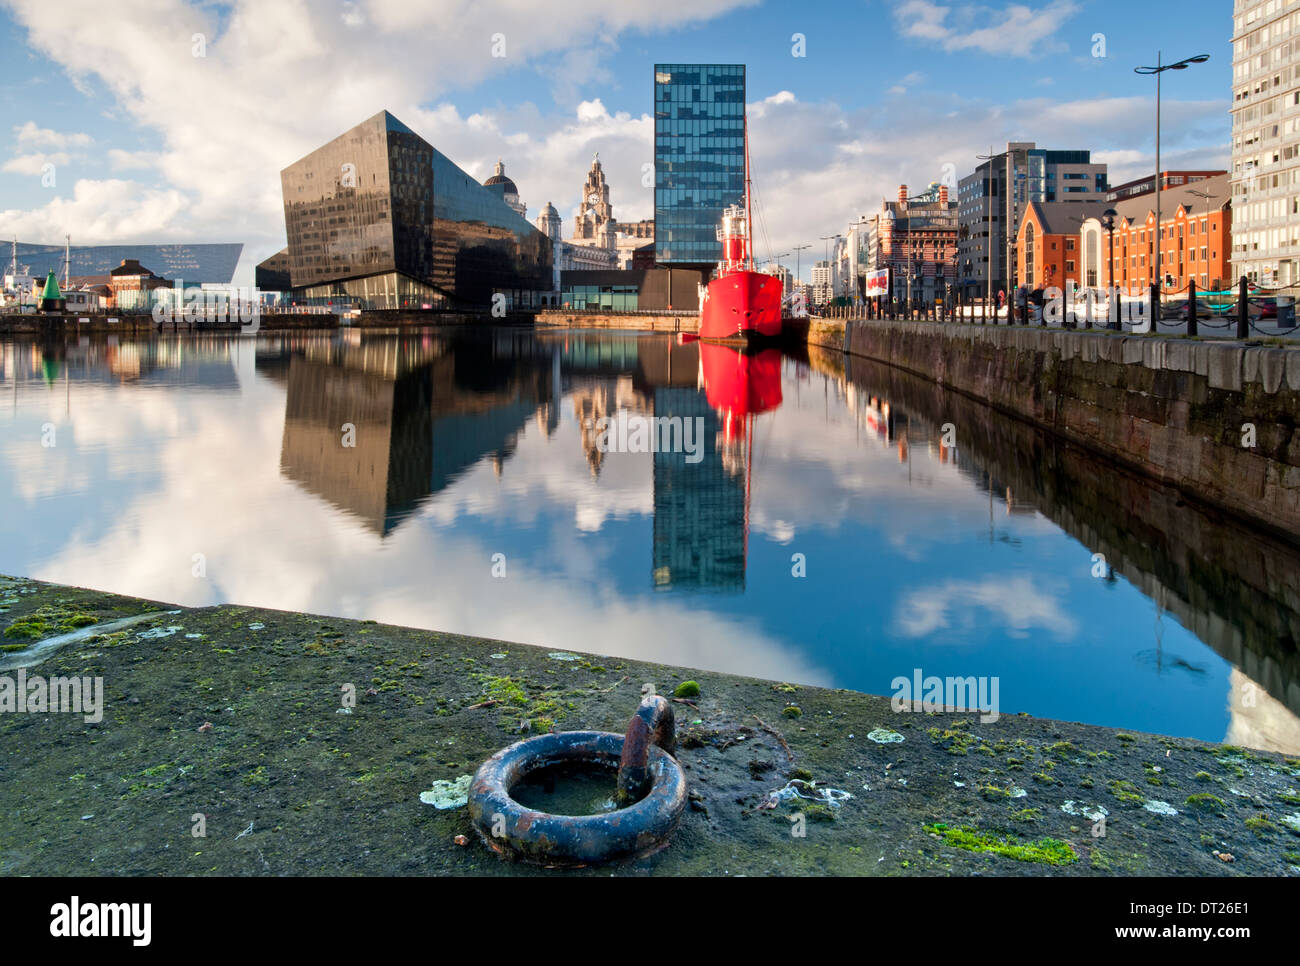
2, 574, 1297, 877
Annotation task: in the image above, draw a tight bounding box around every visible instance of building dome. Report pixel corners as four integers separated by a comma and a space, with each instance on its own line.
483, 159, 517, 196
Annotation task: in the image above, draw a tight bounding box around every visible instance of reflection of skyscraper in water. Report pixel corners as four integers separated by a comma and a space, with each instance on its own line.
651, 387, 747, 592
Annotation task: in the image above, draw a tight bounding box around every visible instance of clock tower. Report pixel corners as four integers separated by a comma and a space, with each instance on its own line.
573, 153, 615, 247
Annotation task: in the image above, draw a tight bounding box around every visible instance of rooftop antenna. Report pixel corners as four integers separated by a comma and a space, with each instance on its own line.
63, 234, 71, 289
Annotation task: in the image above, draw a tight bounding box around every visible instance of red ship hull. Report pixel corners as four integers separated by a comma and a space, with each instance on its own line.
699, 270, 782, 340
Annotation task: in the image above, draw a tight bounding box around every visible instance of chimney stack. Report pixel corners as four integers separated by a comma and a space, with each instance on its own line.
939, 185, 949, 205
898, 185, 908, 203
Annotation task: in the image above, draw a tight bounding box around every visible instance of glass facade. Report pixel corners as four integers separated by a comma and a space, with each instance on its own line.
12, 242, 243, 284
652, 386, 746, 591
654, 64, 746, 266
279, 111, 551, 310
560, 283, 639, 310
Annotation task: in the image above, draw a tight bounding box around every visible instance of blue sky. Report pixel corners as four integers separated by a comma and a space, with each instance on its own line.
0, 0, 1232, 282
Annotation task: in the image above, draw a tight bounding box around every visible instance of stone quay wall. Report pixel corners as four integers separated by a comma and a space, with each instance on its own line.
809, 319, 1300, 539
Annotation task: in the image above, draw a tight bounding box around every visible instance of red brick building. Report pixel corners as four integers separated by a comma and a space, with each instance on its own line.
868, 183, 959, 305
1016, 201, 1109, 291
1099, 173, 1232, 295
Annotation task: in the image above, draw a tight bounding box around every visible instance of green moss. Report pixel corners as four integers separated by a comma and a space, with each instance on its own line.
803, 803, 835, 823
923, 823, 1077, 866
1194, 771, 1214, 781
1185, 793, 1225, 811
242, 766, 269, 787
781, 705, 802, 719
1115, 733, 1136, 744
475, 674, 528, 707
2, 619, 47, 640
1108, 780, 1144, 804
1089, 848, 1146, 873
927, 726, 976, 755
1046, 741, 1075, 758
672, 680, 700, 698
1011, 808, 1041, 822
1244, 814, 1276, 837
3, 606, 113, 642
789, 767, 814, 782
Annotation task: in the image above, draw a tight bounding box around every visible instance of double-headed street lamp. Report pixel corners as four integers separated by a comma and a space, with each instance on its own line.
1135, 52, 1210, 301
791, 243, 812, 306
819, 234, 840, 306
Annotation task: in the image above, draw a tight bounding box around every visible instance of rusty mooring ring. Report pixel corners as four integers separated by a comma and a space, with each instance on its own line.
467, 729, 686, 865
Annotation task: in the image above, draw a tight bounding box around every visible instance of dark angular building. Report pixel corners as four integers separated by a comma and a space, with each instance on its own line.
278, 110, 552, 310
653, 64, 747, 268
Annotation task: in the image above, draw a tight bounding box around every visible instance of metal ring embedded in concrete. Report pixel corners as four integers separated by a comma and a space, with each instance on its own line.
468, 730, 686, 866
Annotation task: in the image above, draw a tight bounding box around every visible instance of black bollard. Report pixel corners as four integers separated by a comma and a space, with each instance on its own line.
1187, 280, 1197, 337
1237, 276, 1248, 339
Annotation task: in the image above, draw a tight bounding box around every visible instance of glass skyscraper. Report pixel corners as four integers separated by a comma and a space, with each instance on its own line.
653, 64, 746, 267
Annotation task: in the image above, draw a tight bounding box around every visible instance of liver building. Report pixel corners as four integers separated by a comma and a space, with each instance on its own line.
567, 154, 653, 268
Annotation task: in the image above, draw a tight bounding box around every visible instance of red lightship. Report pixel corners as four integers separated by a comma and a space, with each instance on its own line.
697, 126, 782, 341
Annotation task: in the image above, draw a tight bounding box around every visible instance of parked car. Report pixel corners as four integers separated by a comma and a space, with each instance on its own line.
1248, 297, 1277, 319
1160, 298, 1233, 324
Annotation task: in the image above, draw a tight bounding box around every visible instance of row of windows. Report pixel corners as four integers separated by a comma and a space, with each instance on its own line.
561, 284, 639, 311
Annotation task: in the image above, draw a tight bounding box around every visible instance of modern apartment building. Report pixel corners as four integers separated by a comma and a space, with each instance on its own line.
957, 143, 1108, 299
1230, 0, 1300, 285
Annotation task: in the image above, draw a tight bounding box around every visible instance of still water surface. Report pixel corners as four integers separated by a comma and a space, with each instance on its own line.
2, 328, 1297, 752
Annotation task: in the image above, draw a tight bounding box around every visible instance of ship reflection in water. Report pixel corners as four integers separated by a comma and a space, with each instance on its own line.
2, 329, 1299, 753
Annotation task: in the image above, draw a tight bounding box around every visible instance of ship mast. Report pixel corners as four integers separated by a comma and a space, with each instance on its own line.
743, 117, 754, 271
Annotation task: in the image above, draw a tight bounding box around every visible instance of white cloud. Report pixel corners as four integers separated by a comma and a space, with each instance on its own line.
12, 121, 92, 148
106, 149, 163, 171
893, 0, 1080, 57
0, 178, 189, 242
0, 0, 751, 269
2, 153, 69, 175
894, 574, 1079, 640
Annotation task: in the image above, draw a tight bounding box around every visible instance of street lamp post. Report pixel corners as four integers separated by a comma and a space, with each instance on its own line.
1101, 208, 1118, 330
819, 234, 840, 308
1135, 52, 1210, 312
792, 243, 811, 310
